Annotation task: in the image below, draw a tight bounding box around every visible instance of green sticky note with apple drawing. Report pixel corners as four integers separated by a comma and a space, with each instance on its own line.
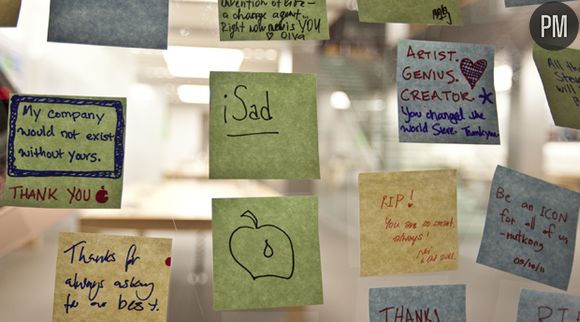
209, 71, 320, 179
1, 94, 125, 208
212, 196, 323, 310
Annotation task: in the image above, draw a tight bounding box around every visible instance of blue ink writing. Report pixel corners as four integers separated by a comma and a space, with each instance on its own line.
461, 125, 499, 140
47, 109, 105, 126
469, 110, 486, 120
124, 244, 141, 273
64, 272, 105, 301
478, 88, 494, 104
114, 276, 155, 301
63, 240, 116, 265
401, 106, 422, 124
64, 293, 79, 314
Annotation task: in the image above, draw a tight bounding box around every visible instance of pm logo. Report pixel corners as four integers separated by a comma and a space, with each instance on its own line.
530, 2, 578, 50
541, 14, 568, 38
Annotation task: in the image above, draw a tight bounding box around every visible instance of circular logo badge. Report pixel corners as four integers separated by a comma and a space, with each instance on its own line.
529, 1, 579, 50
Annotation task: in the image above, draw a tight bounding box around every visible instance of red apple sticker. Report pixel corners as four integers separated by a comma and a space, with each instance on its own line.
228, 210, 295, 280
95, 186, 109, 203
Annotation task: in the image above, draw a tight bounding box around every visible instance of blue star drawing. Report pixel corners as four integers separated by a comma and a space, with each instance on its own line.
478, 88, 494, 105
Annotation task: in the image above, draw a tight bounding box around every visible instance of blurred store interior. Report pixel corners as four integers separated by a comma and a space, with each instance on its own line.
0, 0, 579, 321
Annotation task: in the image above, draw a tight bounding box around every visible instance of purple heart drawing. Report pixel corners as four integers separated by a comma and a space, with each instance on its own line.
460, 58, 487, 89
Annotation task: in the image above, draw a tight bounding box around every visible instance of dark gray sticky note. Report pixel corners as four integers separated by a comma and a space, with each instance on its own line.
517, 289, 580, 322
369, 285, 466, 322
397, 39, 500, 144
477, 165, 580, 290
47, 0, 168, 49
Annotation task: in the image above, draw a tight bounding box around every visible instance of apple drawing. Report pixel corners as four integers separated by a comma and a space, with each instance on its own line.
95, 186, 109, 203
229, 210, 295, 280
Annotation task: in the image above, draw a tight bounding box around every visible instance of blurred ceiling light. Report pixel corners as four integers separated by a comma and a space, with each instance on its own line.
494, 64, 513, 92
386, 24, 409, 46
330, 91, 351, 110
131, 84, 156, 101
254, 48, 265, 60
177, 85, 210, 104
367, 99, 384, 111
346, 0, 358, 11
242, 48, 278, 61
278, 47, 293, 73
163, 47, 244, 78
265, 49, 277, 61
179, 28, 191, 37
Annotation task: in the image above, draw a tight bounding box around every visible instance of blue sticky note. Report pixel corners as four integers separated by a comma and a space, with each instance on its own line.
517, 289, 580, 322
397, 39, 500, 144
369, 285, 466, 322
48, 0, 168, 49
477, 165, 580, 290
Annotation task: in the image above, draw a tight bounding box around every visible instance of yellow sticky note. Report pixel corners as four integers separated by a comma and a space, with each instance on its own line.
52, 232, 172, 322
359, 170, 458, 276
0, 0, 21, 27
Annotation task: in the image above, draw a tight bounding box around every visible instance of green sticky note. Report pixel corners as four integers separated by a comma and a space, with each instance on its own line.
2, 95, 126, 208
218, 0, 329, 41
209, 72, 320, 179
212, 196, 323, 310
0, 0, 21, 27
358, 0, 463, 25
533, 44, 580, 130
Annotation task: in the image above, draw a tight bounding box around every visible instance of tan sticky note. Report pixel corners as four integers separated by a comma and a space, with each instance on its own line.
0, 0, 22, 27
359, 169, 458, 276
52, 232, 172, 322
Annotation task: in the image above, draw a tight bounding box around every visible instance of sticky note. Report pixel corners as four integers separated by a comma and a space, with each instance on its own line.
359, 170, 458, 276
52, 232, 172, 322
212, 196, 323, 310
218, 0, 329, 41
506, 0, 575, 7
357, 0, 463, 25
2, 94, 126, 208
47, 0, 168, 49
397, 39, 500, 144
517, 288, 580, 322
209, 72, 320, 179
533, 44, 580, 130
0, 0, 21, 27
369, 285, 466, 322
477, 165, 580, 290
